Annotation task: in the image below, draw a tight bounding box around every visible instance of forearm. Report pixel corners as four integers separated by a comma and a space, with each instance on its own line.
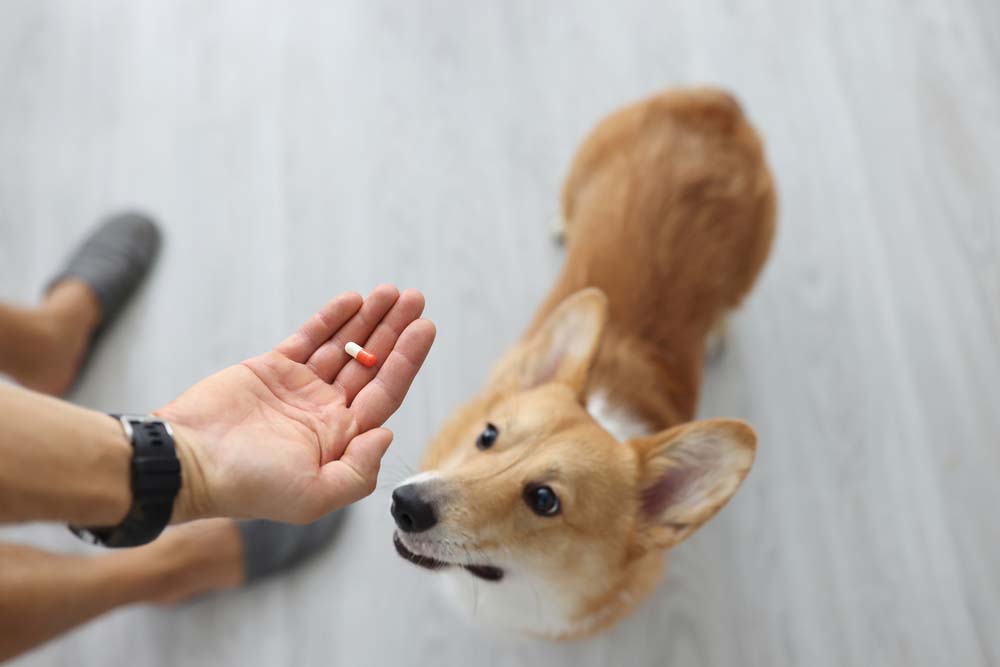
0, 384, 131, 525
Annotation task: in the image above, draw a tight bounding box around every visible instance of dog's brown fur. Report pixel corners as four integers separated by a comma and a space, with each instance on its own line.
401, 87, 776, 638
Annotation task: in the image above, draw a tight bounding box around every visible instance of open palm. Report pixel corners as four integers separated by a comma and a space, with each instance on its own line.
157, 286, 435, 523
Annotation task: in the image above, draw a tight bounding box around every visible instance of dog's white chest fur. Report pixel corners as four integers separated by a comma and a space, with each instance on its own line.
586, 390, 651, 441
439, 567, 580, 638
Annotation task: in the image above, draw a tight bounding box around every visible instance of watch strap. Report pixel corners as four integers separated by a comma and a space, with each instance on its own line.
71, 415, 181, 548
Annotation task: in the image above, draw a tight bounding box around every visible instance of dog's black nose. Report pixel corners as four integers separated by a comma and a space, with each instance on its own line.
391, 484, 437, 533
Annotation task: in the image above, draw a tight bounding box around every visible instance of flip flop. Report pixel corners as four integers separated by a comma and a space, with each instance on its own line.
238, 511, 348, 583
45, 211, 161, 385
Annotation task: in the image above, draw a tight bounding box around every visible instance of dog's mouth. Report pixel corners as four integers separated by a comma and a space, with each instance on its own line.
393, 532, 504, 582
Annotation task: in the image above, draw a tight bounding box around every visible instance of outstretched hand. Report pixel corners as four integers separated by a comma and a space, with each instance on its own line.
157, 286, 435, 524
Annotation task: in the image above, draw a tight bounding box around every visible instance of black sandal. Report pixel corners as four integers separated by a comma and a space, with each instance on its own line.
238, 511, 348, 583
45, 211, 161, 386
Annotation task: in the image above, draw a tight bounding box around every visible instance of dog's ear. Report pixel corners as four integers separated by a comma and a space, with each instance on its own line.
629, 419, 756, 551
488, 288, 608, 396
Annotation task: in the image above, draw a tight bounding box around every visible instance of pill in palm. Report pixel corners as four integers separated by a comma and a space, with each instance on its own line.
345, 341, 377, 368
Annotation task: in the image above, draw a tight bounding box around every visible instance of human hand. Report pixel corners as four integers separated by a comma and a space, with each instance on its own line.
156, 286, 435, 524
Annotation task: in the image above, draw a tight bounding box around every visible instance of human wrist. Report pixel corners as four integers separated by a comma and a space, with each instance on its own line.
163, 422, 214, 524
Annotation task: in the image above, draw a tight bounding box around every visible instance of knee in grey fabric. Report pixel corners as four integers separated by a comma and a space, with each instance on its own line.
238, 511, 347, 583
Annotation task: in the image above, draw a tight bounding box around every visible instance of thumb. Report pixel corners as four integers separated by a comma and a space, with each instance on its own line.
317, 428, 394, 510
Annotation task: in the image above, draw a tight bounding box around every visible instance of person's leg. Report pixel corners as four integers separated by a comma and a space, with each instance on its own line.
0, 511, 348, 661
0, 519, 244, 662
0, 280, 102, 395
0, 211, 161, 395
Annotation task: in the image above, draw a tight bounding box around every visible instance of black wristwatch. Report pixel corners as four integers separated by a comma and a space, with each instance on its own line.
70, 414, 182, 548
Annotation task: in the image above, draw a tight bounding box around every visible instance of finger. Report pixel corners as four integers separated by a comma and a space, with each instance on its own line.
274, 292, 363, 363
333, 289, 425, 402
306, 284, 399, 383
317, 428, 394, 508
350, 318, 436, 431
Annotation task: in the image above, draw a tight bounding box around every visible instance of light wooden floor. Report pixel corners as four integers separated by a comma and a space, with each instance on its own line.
1, 1, 998, 665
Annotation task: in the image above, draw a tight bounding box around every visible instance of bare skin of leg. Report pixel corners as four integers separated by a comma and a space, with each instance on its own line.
0, 519, 245, 662
0, 280, 102, 395
705, 313, 730, 364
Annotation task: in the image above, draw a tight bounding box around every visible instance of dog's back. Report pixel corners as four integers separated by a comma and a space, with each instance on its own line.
534, 88, 777, 427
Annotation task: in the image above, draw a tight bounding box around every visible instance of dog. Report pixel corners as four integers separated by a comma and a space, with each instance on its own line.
391, 87, 777, 639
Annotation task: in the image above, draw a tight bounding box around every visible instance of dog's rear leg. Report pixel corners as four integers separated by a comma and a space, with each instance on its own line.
550, 210, 568, 246
706, 314, 729, 364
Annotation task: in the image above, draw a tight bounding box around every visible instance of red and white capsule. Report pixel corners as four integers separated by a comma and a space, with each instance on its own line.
345, 341, 377, 368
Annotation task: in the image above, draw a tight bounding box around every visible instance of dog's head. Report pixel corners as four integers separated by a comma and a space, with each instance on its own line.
391, 289, 756, 637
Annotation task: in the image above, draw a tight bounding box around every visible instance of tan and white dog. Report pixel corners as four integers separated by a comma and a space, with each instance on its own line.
391, 87, 776, 639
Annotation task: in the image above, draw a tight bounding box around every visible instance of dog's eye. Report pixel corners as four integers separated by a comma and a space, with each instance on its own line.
476, 422, 499, 450
524, 485, 560, 517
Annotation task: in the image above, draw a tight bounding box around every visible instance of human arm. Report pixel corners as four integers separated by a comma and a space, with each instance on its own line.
0, 286, 435, 527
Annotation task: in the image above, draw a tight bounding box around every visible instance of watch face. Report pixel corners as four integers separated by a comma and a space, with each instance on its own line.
68, 524, 105, 545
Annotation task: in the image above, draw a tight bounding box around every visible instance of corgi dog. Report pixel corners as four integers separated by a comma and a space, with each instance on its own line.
391, 87, 776, 639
